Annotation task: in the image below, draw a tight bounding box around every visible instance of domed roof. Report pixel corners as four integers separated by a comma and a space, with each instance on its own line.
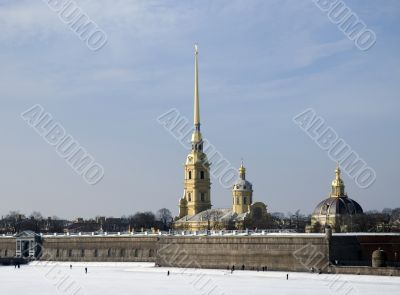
313, 196, 363, 216
313, 166, 363, 216
233, 178, 253, 191
232, 162, 253, 191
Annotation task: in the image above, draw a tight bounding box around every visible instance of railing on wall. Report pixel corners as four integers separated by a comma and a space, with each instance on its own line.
3, 231, 400, 238
0, 229, 307, 238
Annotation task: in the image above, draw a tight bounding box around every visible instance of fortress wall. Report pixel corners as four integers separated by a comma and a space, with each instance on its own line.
0, 237, 16, 257
40, 236, 158, 262
2, 233, 399, 275
156, 235, 330, 272
332, 266, 400, 276
331, 235, 400, 264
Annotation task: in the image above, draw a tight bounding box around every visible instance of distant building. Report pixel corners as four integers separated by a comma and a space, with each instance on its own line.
309, 166, 364, 232
174, 46, 268, 231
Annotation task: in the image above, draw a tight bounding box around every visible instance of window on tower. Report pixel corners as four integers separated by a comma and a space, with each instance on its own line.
188, 171, 192, 179
244, 197, 247, 204
236, 197, 240, 204
200, 171, 205, 179
201, 193, 205, 201
188, 193, 192, 202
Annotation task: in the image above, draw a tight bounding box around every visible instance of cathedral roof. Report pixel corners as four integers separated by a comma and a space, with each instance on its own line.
177, 208, 232, 222
175, 208, 248, 223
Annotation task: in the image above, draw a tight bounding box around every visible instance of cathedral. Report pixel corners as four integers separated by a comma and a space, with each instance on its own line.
173, 45, 364, 233
174, 46, 268, 231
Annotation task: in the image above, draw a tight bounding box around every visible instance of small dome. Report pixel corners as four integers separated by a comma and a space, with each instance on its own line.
233, 161, 252, 191
313, 196, 363, 216
233, 178, 253, 191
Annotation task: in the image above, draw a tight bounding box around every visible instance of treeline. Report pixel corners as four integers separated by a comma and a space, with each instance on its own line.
0, 208, 173, 234
1, 207, 399, 234
310, 208, 400, 233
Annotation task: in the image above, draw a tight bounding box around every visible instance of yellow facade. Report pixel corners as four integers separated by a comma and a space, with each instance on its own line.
232, 163, 252, 214
175, 46, 268, 231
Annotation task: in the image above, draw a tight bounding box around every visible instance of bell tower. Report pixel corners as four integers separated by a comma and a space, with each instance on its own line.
232, 162, 253, 214
178, 45, 211, 218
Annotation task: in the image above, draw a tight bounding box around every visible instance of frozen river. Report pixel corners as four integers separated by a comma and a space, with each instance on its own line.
0, 262, 399, 295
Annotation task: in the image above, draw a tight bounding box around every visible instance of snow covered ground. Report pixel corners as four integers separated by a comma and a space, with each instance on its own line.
0, 262, 399, 295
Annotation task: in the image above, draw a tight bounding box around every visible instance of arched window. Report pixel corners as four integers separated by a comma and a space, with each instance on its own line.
107, 249, 112, 257
200, 171, 205, 179
236, 197, 240, 204
81, 249, 85, 257
134, 249, 139, 257
188, 193, 192, 202
120, 249, 125, 257
68, 249, 72, 257
243, 197, 247, 204
188, 171, 192, 179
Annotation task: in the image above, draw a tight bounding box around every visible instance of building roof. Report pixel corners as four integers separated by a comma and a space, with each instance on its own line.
176, 208, 248, 223
232, 162, 253, 191
313, 196, 363, 216
15, 230, 38, 238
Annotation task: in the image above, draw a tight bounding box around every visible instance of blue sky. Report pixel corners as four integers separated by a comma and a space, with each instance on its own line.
1, 0, 399, 218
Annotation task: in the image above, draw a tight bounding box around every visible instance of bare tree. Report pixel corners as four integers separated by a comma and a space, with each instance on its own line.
202, 210, 213, 231
211, 210, 224, 230
30, 211, 43, 220
129, 211, 156, 230
157, 208, 173, 230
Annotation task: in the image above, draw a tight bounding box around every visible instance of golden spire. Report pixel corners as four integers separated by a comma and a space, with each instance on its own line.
194, 44, 200, 128
191, 44, 202, 146
331, 164, 345, 197
239, 160, 246, 180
